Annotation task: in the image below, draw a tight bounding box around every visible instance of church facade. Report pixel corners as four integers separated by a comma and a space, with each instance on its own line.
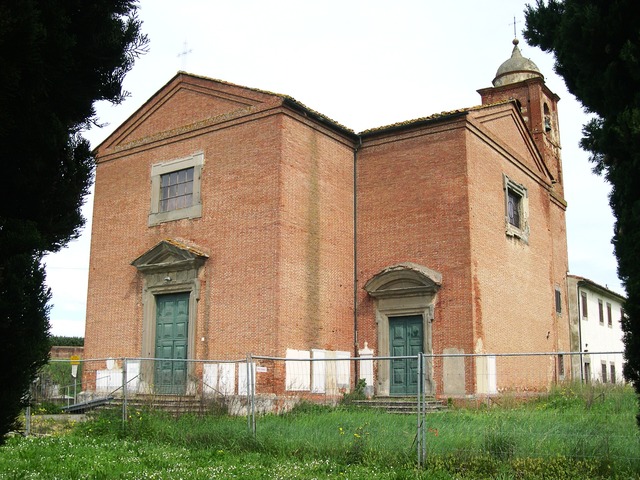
84, 41, 570, 398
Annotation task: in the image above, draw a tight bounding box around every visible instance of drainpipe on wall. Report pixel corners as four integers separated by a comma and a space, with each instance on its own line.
353, 135, 362, 383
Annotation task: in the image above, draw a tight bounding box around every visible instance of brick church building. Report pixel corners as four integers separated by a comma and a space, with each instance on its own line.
84, 39, 570, 399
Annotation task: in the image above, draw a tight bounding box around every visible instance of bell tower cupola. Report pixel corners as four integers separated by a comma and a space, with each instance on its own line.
478, 39, 564, 196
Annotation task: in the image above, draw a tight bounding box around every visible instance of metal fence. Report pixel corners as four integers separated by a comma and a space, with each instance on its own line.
25, 351, 638, 466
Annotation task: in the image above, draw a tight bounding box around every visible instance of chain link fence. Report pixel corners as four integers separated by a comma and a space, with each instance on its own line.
24, 351, 638, 466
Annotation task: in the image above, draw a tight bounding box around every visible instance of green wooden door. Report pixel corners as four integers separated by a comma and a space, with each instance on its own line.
155, 293, 189, 394
390, 315, 423, 395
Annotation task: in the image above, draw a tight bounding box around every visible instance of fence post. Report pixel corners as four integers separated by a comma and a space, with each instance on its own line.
417, 352, 422, 467
250, 354, 256, 436
122, 358, 128, 429
421, 354, 427, 464
247, 353, 256, 437
25, 404, 31, 437
246, 354, 256, 436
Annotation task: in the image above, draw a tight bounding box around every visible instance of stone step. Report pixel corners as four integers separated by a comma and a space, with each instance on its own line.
110, 395, 215, 416
105, 395, 446, 416
351, 397, 447, 414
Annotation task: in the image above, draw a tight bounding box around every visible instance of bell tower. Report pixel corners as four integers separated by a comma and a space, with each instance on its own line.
478, 39, 563, 196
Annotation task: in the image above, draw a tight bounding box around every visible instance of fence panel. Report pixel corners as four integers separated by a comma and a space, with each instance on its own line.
21, 351, 639, 468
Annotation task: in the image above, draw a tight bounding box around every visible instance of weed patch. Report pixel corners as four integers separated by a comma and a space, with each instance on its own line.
6, 385, 640, 479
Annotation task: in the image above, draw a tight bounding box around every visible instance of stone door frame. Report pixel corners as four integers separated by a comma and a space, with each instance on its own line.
132, 240, 207, 394
364, 263, 441, 397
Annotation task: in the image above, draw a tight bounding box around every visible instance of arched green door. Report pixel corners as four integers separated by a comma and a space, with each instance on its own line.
389, 315, 423, 395
155, 293, 189, 394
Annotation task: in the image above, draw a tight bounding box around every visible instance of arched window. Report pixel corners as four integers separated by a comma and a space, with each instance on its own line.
543, 103, 552, 132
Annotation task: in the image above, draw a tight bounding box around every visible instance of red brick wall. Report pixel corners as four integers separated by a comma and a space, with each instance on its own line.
466, 105, 569, 388
50, 346, 84, 360
86, 73, 571, 395
356, 119, 475, 358
87, 120, 279, 361
278, 115, 355, 355
356, 106, 569, 392
466, 127, 552, 354
86, 78, 355, 366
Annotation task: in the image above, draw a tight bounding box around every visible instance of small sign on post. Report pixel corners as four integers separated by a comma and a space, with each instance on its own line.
70, 355, 80, 378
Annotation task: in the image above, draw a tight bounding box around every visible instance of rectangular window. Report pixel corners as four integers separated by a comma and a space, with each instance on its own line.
581, 292, 588, 318
503, 175, 529, 242
160, 167, 194, 212
610, 363, 616, 383
606, 302, 612, 328
507, 189, 521, 228
555, 288, 562, 314
598, 299, 604, 325
584, 362, 591, 382
601, 362, 607, 383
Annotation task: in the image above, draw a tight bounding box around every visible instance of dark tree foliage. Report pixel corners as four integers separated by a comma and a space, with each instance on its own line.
524, 0, 640, 424
0, 255, 51, 436
0, 0, 148, 442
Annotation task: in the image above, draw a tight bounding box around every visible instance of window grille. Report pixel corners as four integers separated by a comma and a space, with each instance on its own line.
160, 167, 194, 212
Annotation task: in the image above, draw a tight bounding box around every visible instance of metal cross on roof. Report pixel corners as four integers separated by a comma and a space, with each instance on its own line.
509, 16, 521, 39
178, 41, 193, 71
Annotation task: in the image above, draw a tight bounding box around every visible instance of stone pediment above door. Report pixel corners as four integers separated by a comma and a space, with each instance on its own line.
364, 262, 442, 299
131, 239, 208, 274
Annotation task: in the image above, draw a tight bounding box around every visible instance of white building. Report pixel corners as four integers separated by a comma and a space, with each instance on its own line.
567, 275, 626, 383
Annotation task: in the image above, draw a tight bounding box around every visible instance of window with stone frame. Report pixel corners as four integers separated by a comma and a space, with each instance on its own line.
503, 175, 529, 242
606, 302, 612, 328
149, 153, 203, 226
581, 291, 588, 318
601, 362, 608, 383
610, 363, 616, 383
555, 287, 562, 314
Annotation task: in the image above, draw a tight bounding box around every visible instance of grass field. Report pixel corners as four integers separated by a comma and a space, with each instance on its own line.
1, 383, 639, 479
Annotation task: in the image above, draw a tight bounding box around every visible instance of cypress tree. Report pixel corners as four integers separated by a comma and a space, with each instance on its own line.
525, 0, 640, 425
0, 0, 148, 442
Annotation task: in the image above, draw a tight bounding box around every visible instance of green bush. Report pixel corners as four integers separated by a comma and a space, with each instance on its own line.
34, 401, 62, 415
341, 378, 367, 405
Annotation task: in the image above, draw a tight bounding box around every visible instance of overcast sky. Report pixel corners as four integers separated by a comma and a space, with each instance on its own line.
43, 0, 622, 337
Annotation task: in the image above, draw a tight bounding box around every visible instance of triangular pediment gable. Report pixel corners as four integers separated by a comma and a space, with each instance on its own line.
467, 103, 552, 182
131, 239, 208, 273
97, 73, 283, 154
